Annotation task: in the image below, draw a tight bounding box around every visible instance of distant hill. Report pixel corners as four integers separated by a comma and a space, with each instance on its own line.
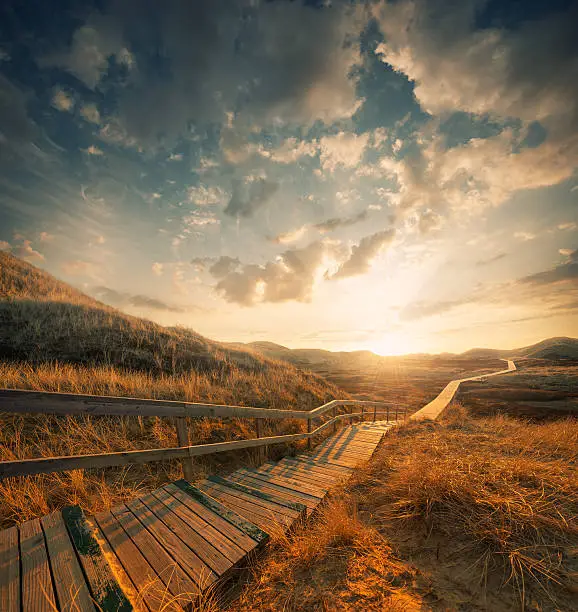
243, 336, 578, 367
0, 252, 339, 406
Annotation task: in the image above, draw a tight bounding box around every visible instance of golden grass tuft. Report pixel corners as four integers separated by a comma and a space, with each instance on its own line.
229, 495, 421, 611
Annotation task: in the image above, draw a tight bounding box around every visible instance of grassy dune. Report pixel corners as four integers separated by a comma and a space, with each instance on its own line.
230, 405, 578, 611
0, 252, 341, 526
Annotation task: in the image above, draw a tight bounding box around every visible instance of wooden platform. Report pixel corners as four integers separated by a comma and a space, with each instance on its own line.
0, 421, 392, 611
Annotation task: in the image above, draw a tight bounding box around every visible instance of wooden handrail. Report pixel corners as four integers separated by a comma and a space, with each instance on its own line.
0, 410, 401, 478
0, 388, 393, 420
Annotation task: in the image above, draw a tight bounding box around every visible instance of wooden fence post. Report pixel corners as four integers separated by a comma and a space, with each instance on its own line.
174, 417, 194, 482
307, 418, 312, 450
332, 406, 337, 433
373, 405, 377, 422
361, 405, 364, 422
395, 407, 398, 421
387, 406, 390, 422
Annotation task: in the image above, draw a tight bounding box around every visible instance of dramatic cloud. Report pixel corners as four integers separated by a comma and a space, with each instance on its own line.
331, 229, 395, 279
224, 177, 279, 218
50, 1, 363, 146
319, 132, 369, 172
40, 12, 128, 89
210, 241, 341, 306
374, 0, 578, 132
80, 103, 101, 124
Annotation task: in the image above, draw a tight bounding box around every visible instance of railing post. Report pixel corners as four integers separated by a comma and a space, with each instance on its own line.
332, 406, 337, 433
307, 418, 312, 450
174, 417, 194, 482
361, 405, 364, 422
387, 405, 390, 422
255, 418, 264, 464
395, 407, 398, 422
373, 404, 377, 422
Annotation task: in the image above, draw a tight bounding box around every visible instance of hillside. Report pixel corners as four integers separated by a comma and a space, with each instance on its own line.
0, 252, 341, 526
244, 336, 578, 366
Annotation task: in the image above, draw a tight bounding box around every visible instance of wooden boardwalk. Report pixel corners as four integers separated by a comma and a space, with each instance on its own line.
0, 420, 392, 611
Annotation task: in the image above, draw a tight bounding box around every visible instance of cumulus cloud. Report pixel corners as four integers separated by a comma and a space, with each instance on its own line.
260, 138, 319, 164
319, 131, 369, 172
51, 87, 74, 112
207, 241, 342, 306
331, 229, 395, 279
80, 103, 101, 124
373, 0, 578, 132
187, 184, 228, 207
40, 12, 127, 89
52, 1, 363, 147
83, 145, 104, 156
1, 238, 45, 262
224, 177, 279, 218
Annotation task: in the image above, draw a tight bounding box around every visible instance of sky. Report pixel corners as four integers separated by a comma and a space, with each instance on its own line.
0, 0, 577, 355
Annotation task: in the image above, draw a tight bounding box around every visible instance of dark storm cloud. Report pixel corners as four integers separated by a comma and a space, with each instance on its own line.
44, 1, 363, 146
224, 178, 279, 218
331, 229, 395, 279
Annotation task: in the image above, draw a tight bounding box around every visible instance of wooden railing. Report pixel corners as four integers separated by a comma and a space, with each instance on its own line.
0, 388, 404, 479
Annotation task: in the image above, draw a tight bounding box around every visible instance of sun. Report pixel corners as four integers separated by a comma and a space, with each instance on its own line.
368, 331, 418, 356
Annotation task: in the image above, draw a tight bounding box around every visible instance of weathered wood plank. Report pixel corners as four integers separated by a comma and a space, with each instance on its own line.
163, 485, 257, 558
157, 488, 246, 563
41, 511, 96, 612
136, 493, 218, 589
126, 497, 205, 592
62, 505, 132, 612
149, 489, 234, 576
170, 481, 268, 546
110, 505, 198, 602
95, 511, 174, 612
0, 525, 20, 612
239, 468, 328, 499
20, 519, 57, 612
206, 476, 306, 516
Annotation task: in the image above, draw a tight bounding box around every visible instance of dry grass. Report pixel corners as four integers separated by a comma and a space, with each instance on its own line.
0, 252, 342, 526
228, 495, 421, 611
229, 406, 578, 611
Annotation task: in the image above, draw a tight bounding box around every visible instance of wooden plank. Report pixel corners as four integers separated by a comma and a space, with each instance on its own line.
0, 526, 19, 612
239, 468, 327, 499
206, 476, 305, 516
260, 463, 338, 488
273, 458, 351, 480
228, 473, 320, 513
20, 519, 57, 612
110, 505, 198, 601
202, 479, 303, 523
154, 488, 246, 563
170, 481, 268, 546
41, 511, 96, 612
280, 457, 353, 475
95, 511, 174, 612
126, 497, 206, 592
87, 518, 144, 612
61, 505, 132, 612
199, 484, 293, 532
149, 488, 234, 576
136, 493, 218, 589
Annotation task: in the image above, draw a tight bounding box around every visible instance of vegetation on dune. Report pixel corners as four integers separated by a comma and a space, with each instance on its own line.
230, 406, 578, 611
0, 252, 341, 526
